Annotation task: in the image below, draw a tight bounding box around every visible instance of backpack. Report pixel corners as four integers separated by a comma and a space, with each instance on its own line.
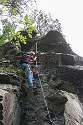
20, 54, 29, 64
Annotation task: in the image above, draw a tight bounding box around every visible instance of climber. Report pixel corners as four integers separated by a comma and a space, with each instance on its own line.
20, 51, 38, 88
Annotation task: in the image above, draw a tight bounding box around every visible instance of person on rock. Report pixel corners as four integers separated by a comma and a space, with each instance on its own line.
20, 51, 38, 88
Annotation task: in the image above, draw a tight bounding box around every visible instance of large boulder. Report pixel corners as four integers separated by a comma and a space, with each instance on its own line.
0, 89, 21, 125
37, 30, 75, 54
64, 92, 83, 125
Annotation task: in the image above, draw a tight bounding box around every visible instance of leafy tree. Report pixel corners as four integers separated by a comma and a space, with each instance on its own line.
30, 10, 62, 37
0, 0, 63, 47
0, 19, 16, 45
0, 15, 36, 49
0, 0, 36, 48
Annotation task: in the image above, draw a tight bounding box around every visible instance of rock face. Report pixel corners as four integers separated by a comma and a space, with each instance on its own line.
0, 30, 83, 125
64, 92, 83, 125
37, 30, 75, 54
38, 52, 83, 125
0, 88, 21, 125
19, 52, 83, 125
0, 42, 20, 64
0, 46, 21, 125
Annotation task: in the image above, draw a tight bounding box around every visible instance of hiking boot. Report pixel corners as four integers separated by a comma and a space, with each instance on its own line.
22, 84, 30, 92
33, 87, 38, 95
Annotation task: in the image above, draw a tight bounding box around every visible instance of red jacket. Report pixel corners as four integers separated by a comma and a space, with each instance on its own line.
26, 55, 35, 64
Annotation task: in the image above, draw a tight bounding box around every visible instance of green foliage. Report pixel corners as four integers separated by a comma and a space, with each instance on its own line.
0, 19, 16, 45
0, 37, 6, 45
13, 31, 27, 49
0, 8, 3, 14
0, 1, 36, 47
23, 14, 36, 38
14, 31, 27, 44
0, 0, 9, 5
0, 14, 36, 48
9, 7, 17, 15
12, 14, 36, 49
3, 0, 9, 5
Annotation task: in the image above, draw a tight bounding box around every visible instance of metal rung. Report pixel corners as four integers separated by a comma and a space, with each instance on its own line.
38, 73, 43, 76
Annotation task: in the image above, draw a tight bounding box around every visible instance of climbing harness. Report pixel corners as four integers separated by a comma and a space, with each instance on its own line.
35, 42, 53, 124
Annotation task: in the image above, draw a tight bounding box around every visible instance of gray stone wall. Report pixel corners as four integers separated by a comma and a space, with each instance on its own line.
0, 89, 21, 125
58, 66, 83, 83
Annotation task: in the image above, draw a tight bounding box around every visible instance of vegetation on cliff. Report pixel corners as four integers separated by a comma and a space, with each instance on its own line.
0, 0, 63, 49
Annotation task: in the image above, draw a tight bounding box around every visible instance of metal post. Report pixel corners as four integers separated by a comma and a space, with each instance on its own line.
36, 42, 38, 68
36, 42, 37, 54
